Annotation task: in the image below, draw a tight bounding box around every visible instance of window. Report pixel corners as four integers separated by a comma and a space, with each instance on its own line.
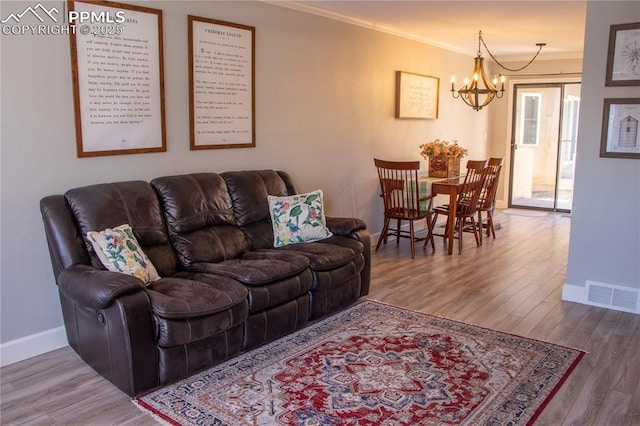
561, 95, 580, 163
519, 93, 541, 145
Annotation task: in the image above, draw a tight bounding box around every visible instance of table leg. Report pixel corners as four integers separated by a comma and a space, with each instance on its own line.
447, 187, 458, 255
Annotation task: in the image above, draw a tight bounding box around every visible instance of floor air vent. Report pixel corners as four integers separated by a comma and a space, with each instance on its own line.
586, 281, 640, 314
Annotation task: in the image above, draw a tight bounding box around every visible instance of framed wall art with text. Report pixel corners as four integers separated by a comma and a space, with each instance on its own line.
69, 0, 166, 157
188, 15, 255, 150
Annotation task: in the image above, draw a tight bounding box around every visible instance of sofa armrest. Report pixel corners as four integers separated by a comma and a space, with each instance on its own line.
326, 217, 370, 297
326, 217, 367, 236
352, 229, 371, 297
58, 265, 145, 310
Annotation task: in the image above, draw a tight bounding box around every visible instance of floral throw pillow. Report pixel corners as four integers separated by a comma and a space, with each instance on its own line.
86, 224, 160, 284
268, 190, 333, 247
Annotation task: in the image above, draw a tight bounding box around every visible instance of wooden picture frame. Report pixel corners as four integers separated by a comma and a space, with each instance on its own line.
600, 98, 640, 159
188, 16, 255, 150
395, 71, 439, 119
605, 22, 640, 86
69, 0, 166, 157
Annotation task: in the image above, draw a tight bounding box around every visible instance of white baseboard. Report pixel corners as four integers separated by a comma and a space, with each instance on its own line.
561, 282, 585, 304
562, 281, 640, 314
0, 326, 68, 367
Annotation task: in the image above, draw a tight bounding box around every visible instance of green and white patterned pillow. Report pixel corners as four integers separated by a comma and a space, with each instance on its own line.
86, 224, 160, 284
268, 190, 333, 247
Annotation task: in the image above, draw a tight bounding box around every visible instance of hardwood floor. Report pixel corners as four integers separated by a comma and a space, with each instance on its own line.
2, 211, 639, 425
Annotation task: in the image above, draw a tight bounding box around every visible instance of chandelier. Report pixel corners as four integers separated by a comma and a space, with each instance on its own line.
451, 30, 545, 111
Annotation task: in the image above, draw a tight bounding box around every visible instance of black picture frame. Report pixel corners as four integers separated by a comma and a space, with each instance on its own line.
605, 22, 640, 87
600, 98, 640, 159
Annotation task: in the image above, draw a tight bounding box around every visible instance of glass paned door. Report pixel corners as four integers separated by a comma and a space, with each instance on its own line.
557, 83, 581, 210
509, 82, 581, 211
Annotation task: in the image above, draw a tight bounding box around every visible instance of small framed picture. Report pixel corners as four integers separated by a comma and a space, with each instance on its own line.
395, 71, 439, 119
605, 22, 640, 86
600, 98, 640, 159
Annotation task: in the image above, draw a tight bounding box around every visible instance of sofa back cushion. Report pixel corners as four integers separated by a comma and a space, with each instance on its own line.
151, 173, 247, 266
65, 181, 178, 277
222, 170, 294, 249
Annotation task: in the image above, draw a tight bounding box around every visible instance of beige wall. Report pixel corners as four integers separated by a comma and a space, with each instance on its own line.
1, 0, 490, 343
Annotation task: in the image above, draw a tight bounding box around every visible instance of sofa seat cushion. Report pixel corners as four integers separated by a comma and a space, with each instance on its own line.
312, 254, 365, 292
146, 274, 247, 320
243, 268, 313, 313
188, 252, 313, 313
272, 235, 364, 271
154, 302, 247, 348
147, 273, 249, 347
188, 251, 309, 285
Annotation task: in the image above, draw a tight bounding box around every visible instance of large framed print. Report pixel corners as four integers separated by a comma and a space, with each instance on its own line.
69, 0, 166, 157
395, 71, 439, 119
605, 22, 640, 86
600, 98, 640, 159
189, 16, 255, 150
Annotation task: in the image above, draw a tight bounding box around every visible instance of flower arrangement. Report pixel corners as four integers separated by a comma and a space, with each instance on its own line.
419, 139, 468, 159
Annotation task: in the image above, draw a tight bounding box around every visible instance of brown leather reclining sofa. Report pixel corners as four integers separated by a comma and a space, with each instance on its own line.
40, 170, 370, 396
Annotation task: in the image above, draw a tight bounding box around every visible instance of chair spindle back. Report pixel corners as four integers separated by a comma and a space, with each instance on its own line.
374, 159, 423, 216
456, 160, 488, 216
478, 157, 504, 210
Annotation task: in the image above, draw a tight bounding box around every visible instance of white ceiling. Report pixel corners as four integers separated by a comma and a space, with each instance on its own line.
274, 1, 588, 61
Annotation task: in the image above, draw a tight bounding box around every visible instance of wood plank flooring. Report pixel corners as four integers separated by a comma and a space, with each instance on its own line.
2, 211, 639, 425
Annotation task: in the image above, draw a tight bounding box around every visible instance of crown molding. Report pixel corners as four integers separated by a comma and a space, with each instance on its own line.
261, 0, 473, 56
261, 1, 583, 62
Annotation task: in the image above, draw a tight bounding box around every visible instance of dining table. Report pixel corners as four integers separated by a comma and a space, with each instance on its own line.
419, 175, 466, 255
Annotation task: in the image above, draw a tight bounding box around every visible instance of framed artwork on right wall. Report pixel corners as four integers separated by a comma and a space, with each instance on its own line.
600, 98, 640, 159
605, 22, 640, 86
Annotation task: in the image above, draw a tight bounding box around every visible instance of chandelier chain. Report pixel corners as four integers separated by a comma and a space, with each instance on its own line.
479, 32, 545, 72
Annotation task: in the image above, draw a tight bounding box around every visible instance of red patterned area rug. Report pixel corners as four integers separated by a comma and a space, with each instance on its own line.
135, 300, 584, 425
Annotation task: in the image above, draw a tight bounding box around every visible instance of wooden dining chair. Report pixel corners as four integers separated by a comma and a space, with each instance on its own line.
428, 160, 488, 254
374, 158, 435, 258
475, 157, 504, 244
